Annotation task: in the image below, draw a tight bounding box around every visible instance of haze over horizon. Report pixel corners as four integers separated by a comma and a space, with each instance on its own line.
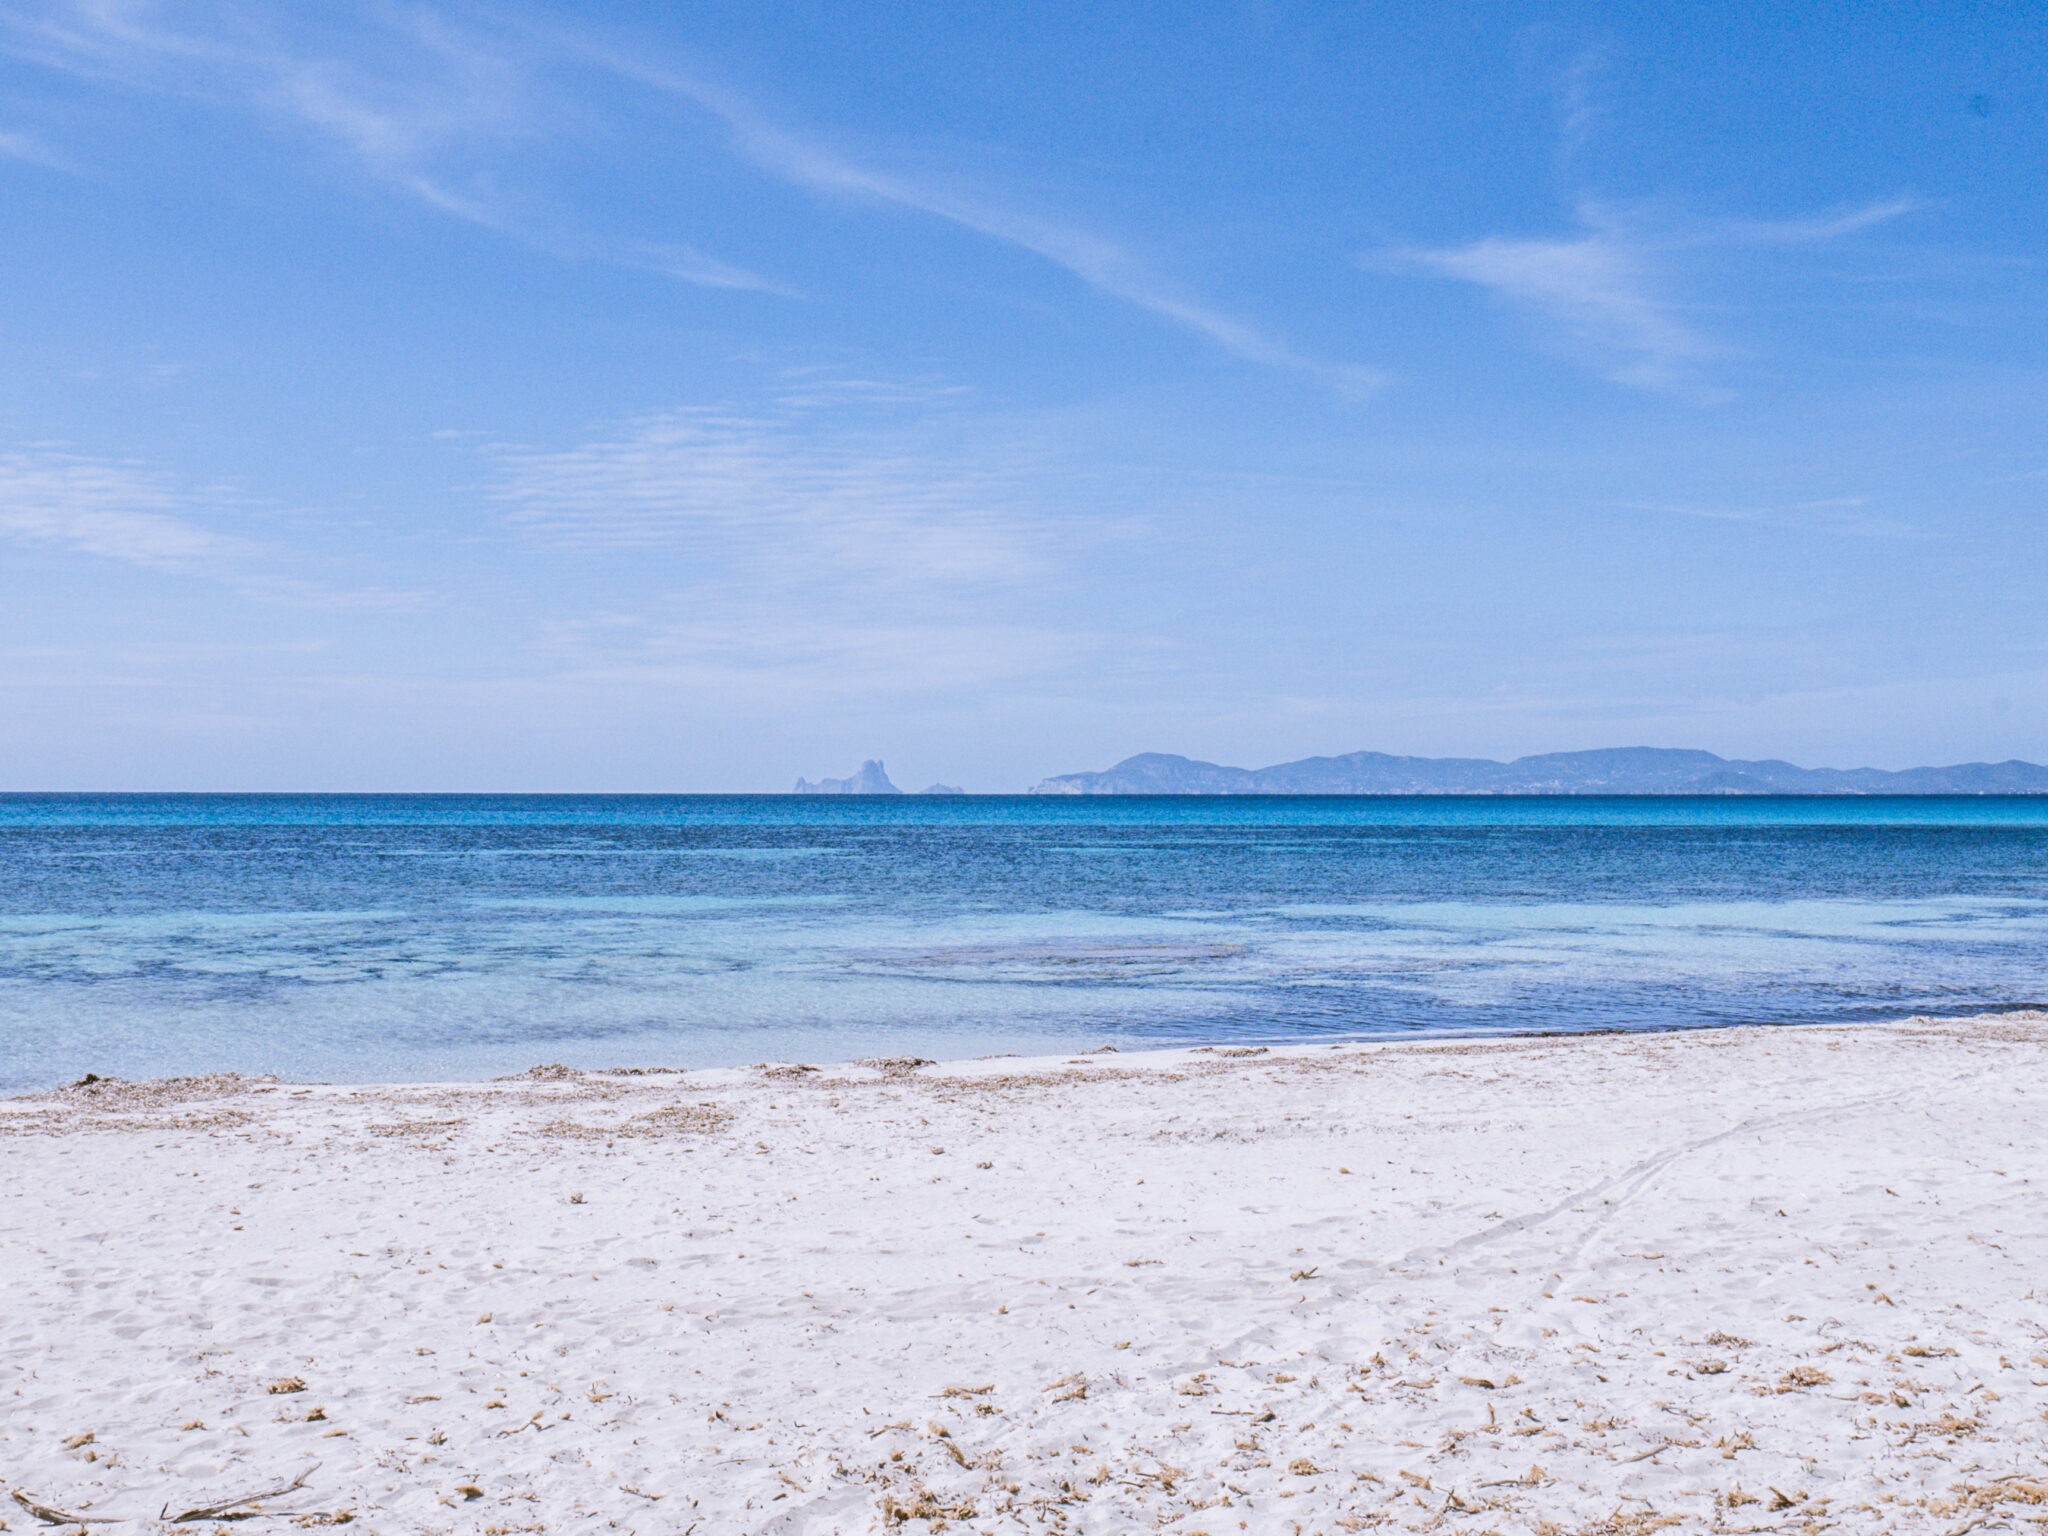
770, 745, 2048, 797
3, 2, 2044, 791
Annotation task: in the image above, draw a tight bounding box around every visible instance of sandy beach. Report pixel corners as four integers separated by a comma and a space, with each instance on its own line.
4, 1014, 2045, 1534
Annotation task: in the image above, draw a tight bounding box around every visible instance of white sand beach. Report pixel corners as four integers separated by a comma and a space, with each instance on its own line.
4, 1014, 2045, 1534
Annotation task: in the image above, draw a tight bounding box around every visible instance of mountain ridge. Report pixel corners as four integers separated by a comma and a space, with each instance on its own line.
1030, 747, 2048, 796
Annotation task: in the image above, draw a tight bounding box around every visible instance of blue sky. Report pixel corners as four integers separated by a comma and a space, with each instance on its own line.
1, 1, 2043, 790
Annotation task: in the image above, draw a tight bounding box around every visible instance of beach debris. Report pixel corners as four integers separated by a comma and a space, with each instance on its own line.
60, 1432, 95, 1450
1694, 1359, 1728, 1375
456, 1485, 484, 1501
365, 1117, 467, 1141
1776, 1365, 1832, 1389
501, 1064, 581, 1082
1288, 1458, 1320, 1476
13, 1488, 122, 1525
934, 1384, 993, 1399
267, 1377, 308, 1395
36, 1071, 266, 1114
161, 1464, 316, 1522
1903, 1343, 1958, 1357
537, 1103, 731, 1140
1214, 1047, 1267, 1058
1289, 1267, 1318, 1281
857, 1057, 935, 1077
879, 1486, 974, 1525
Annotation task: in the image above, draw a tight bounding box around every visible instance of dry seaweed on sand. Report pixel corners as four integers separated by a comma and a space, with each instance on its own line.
534, 1101, 733, 1139
857, 1056, 937, 1076
497, 1063, 585, 1081
12, 1488, 123, 1526
162, 1465, 318, 1523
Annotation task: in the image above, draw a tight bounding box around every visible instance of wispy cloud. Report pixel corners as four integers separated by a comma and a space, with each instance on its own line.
523, 611, 1110, 707
0, 125, 73, 168
1710, 200, 1919, 246
1554, 45, 1613, 169
1394, 200, 1916, 396
1406, 220, 1720, 394
5, 3, 1384, 385
1, 3, 1367, 370
1619, 495, 1926, 540
0, 446, 423, 606
0, 1, 786, 292
615, 240, 801, 297
485, 391, 1141, 695
4, 6, 1376, 391
572, 43, 1381, 393
0, 448, 256, 570
491, 397, 1061, 584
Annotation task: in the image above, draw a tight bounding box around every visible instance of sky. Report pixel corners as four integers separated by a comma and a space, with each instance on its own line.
1, 0, 2044, 791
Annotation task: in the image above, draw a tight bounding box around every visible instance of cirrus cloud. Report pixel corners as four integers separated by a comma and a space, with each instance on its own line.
1391, 199, 1917, 397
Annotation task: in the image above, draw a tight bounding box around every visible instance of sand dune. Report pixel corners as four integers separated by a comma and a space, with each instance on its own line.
4, 1015, 2045, 1533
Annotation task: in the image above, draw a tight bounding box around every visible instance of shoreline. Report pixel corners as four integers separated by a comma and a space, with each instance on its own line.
9, 1008, 2008, 1101
4, 1011, 2045, 1532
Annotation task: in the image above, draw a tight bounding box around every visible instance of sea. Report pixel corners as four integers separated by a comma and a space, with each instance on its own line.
2, 793, 2045, 1091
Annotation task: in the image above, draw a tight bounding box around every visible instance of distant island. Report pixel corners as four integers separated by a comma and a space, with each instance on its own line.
1030, 747, 2048, 795
794, 760, 902, 794
792, 761, 965, 795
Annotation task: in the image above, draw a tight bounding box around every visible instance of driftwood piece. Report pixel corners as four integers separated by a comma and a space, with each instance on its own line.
161, 1464, 316, 1523
11, 1487, 123, 1524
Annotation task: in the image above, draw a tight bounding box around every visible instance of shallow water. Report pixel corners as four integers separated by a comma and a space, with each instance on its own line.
2, 794, 2045, 1088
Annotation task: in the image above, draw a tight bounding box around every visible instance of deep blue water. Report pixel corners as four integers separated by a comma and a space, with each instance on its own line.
3, 794, 2045, 1090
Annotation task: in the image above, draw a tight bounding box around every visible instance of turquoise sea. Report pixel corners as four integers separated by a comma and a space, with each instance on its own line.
2, 794, 2045, 1090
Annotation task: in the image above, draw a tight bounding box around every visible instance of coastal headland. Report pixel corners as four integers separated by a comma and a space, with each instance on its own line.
4, 1015, 2044, 1532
